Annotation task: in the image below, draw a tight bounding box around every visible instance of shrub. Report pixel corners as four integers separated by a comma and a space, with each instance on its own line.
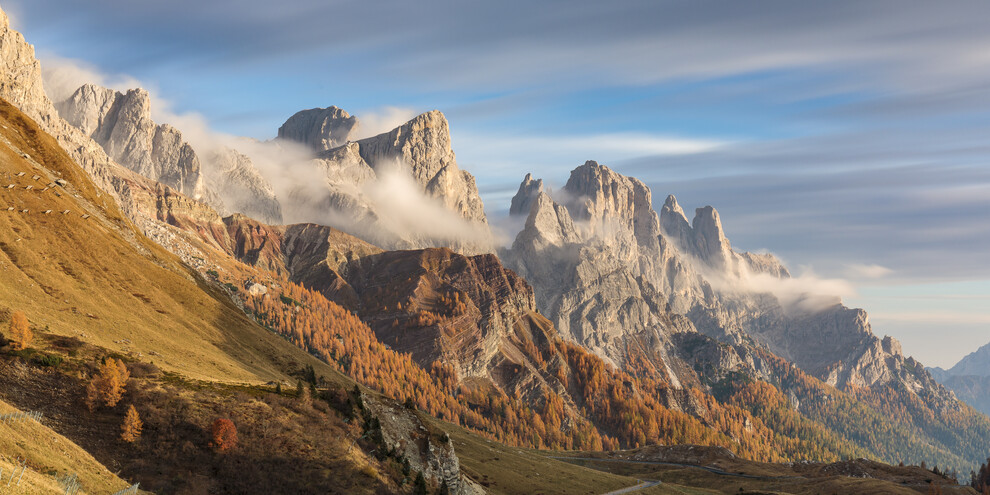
211, 418, 238, 452
33, 353, 62, 368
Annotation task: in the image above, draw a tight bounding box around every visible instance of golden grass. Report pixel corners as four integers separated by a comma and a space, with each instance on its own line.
0, 98, 349, 385
0, 398, 135, 494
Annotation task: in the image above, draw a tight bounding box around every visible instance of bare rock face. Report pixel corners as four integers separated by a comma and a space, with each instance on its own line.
280, 108, 492, 253
54, 83, 285, 225
503, 160, 944, 398
502, 161, 688, 365
0, 9, 129, 202
277, 106, 357, 151
362, 394, 481, 495
206, 147, 283, 224
947, 340, 990, 377
57, 84, 210, 202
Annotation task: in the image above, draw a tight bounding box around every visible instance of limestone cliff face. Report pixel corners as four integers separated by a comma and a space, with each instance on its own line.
279, 108, 492, 254
206, 147, 283, 224
503, 160, 945, 399
52, 82, 284, 225
503, 161, 693, 365
0, 9, 129, 201
56, 84, 210, 202
278, 106, 357, 151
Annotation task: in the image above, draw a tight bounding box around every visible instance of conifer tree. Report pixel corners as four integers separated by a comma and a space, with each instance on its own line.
8, 310, 32, 350
413, 472, 427, 495
121, 405, 143, 443
86, 358, 130, 410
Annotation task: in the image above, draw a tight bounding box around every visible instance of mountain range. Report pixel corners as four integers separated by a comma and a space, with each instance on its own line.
931, 341, 990, 416
0, 4, 987, 494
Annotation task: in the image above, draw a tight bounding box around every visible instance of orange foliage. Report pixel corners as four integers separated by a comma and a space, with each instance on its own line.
121, 404, 143, 443
86, 358, 130, 410
212, 418, 238, 452
8, 310, 32, 350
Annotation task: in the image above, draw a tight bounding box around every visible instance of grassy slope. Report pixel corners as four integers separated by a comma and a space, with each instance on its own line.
546, 449, 978, 495
0, 97, 344, 384
0, 398, 135, 494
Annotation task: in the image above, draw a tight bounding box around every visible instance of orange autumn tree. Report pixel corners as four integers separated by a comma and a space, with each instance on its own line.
212, 418, 237, 452
121, 405, 143, 443
85, 358, 130, 411
8, 310, 32, 350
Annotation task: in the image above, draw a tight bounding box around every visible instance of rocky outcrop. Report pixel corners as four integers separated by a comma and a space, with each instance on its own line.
278, 106, 357, 151
362, 394, 482, 494
946, 340, 990, 377
502, 160, 946, 399
279, 108, 492, 253
206, 147, 283, 224
56, 84, 210, 202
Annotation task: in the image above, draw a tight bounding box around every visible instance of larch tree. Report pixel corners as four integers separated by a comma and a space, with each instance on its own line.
85, 358, 130, 410
121, 405, 143, 443
8, 310, 32, 350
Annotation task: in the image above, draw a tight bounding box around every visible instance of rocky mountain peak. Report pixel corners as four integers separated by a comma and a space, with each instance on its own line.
660, 194, 692, 251
691, 205, 735, 272
300, 108, 491, 253
561, 160, 661, 252
56, 83, 210, 202
509, 173, 544, 216
278, 105, 358, 151
663, 194, 686, 218
57, 83, 116, 136
353, 110, 458, 188
948, 340, 990, 377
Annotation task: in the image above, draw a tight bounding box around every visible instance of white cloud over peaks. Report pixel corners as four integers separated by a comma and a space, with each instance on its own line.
459, 132, 726, 160
686, 251, 857, 315
41, 55, 143, 104
352, 107, 418, 140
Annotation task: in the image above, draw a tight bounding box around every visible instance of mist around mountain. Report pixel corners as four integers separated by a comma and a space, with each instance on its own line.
1, 2, 990, 493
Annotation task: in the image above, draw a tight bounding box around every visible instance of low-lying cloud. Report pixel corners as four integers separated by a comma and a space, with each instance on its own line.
40, 57, 496, 253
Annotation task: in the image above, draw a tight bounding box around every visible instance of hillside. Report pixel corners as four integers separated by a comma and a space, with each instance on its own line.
0, 94, 491, 493
0, 97, 322, 383
0, 397, 136, 494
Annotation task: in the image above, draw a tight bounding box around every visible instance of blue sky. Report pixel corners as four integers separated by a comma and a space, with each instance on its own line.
6, 0, 990, 367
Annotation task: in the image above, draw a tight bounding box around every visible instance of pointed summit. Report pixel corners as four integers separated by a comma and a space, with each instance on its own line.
278, 106, 358, 151
509, 173, 544, 216
659, 194, 692, 249
57, 85, 208, 201
691, 205, 735, 271
663, 194, 683, 214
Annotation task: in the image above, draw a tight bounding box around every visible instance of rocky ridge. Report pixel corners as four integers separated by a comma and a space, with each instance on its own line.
56, 84, 211, 202
279, 106, 492, 254
55, 83, 284, 225
930, 341, 990, 416
277, 105, 357, 151
502, 160, 952, 404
